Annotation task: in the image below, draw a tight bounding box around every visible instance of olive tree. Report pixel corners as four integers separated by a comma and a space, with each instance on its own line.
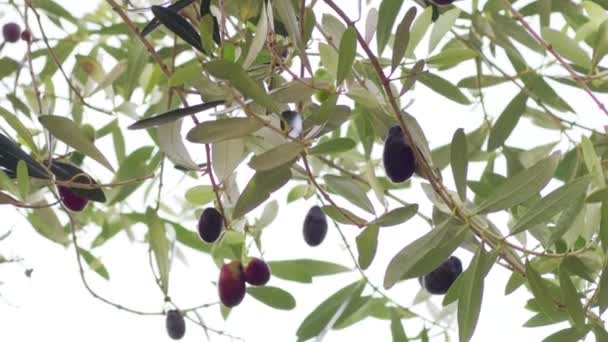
1, 0, 607, 341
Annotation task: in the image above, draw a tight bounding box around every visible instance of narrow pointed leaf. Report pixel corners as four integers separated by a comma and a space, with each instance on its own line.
296, 280, 365, 341
324, 175, 374, 214
16, 160, 29, 199
309, 138, 356, 155
487, 91, 528, 151
337, 27, 357, 85
526, 263, 559, 320
78, 248, 110, 280
511, 176, 590, 235
390, 308, 409, 342
247, 286, 296, 310
598, 262, 608, 315
39, 116, 114, 172
147, 208, 170, 294
458, 247, 494, 342
187, 117, 263, 144
451, 128, 468, 200
429, 8, 460, 53
248, 142, 304, 171
384, 221, 467, 288
391, 7, 416, 72
356, 224, 379, 270
204, 60, 280, 112
268, 259, 350, 283
233, 165, 291, 218
377, 0, 404, 55
475, 153, 560, 213
371, 204, 418, 227
558, 267, 585, 327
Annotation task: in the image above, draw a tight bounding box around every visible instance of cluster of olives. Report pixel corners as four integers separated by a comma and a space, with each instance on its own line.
2, 22, 31, 43
419, 256, 463, 295
219, 257, 271, 307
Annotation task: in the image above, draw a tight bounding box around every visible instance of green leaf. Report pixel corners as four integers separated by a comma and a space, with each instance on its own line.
233, 165, 291, 218
151, 5, 204, 53
526, 263, 559, 320
384, 221, 467, 288
213, 138, 246, 181
274, 0, 311, 73
541, 28, 591, 68
547, 194, 585, 247
475, 153, 560, 213
457, 75, 507, 89
458, 247, 494, 342
16, 160, 29, 200
268, 259, 351, 283
558, 267, 585, 327
594, 324, 608, 342
390, 308, 409, 342
248, 142, 304, 171
451, 128, 468, 200
587, 187, 608, 203
147, 208, 170, 294
204, 60, 280, 112
31, 0, 77, 24
39, 115, 114, 172
0, 106, 36, 153
337, 27, 357, 85
406, 6, 433, 57
322, 205, 367, 226
172, 222, 210, 254
247, 286, 296, 310
324, 175, 374, 214
429, 7, 460, 53
187, 117, 263, 144
129, 101, 224, 130
511, 176, 590, 235
109, 147, 156, 204
0, 58, 18, 80
296, 280, 365, 341
199, 14, 216, 54
377, 0, 404, 55
487, 91, 528, 151
598, 262, 608, 315
542, 326, 590, 342
28, 206, 69, 246
78, 248, 110, 280
309, 138, 356, 155
185, 185, 215, 206
581, 137, 606, 188
426, 47, 478, 67
593, 19, 608, 68
242, 1, 270, 69
40, 39, 77, 80
391, 7, 417, 72
602, 201, 608, 253
356, 224, 379, 270
417, 72, 470, 105
371, 204, 418, 227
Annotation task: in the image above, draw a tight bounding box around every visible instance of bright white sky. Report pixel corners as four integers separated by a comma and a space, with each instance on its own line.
0, 1, 603, 341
